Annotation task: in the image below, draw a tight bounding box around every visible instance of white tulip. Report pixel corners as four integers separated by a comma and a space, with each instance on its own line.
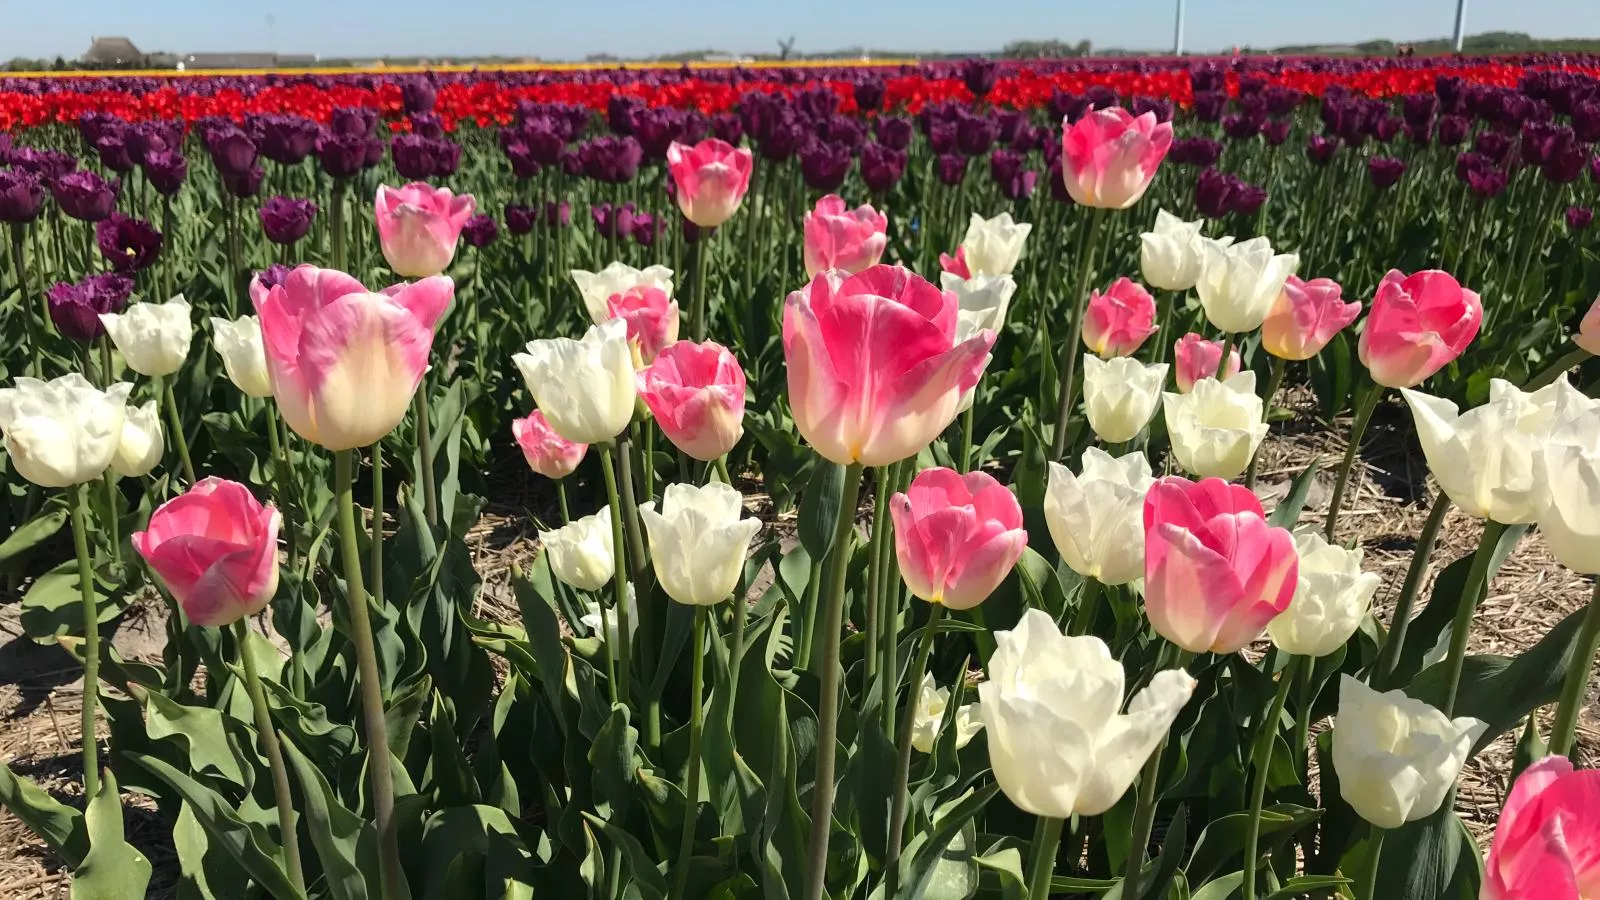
570, 262, 675, 325
640, 482, 761, 607
1535, 393, 1600, 573
1139, 210, 1234, 292
1332, 675, 1486, 829
100, 295, 194, 377
0, 374, 133, 487
911, 673, 982, 753
941, 273, 1018, 336
110, 401, 164, 478
1163, 372, 1269, 480
1081, 355, 1169, 444
1266, 531, 1382, 657
210, 315, 273, 398
539, 506, 615, 593
958, 213, 1032, 278
1195, 237, 1299, 334
513, 319, 637, 444
981, 609, 1196, 817
580, 584, 638, 646
1045, 448, 1154, 586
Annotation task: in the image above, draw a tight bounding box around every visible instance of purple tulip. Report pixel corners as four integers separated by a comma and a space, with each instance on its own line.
1403, 93, 1440, 128
8, 148, 77, 181
1171, 136, 1224, 168
929, 122, 958, 155
330, 106, 378, 138
504, 141, 541, 178
462, 214, 498, 248
1572, 100, 1600, 143
632, 211, 666, 247
409, 114, 445, 141
799, 141, 852, 191
95, 136, 134, 173
861, 143, 907, 193
259, 115, 321, 164
955, 113, 1000, 157
711, 113, 744, 146
795, 87, 840, 122
1263, 119, 1292, 146
1368, 156, 1407, 189
1049, 90, 1091, 124
141, 150, 188, 197
46, 273, 133, 342
0, 169, 45, 223
961, 58, 997, 98
936, 152, 969, 187
393, 134, 440, 180
582, 136, 643, 184
52, 171, 120, 223
1085, 85, 1119, 111
1264, 86, 1302, 117
402, 79, 438, 115
1193, 91, 1229, 123
97, 213, 162, 272
990, 150, 1037, 200
223, 164, 264, 199
1232, 181, 1268, 216
258, 196, 318, 245
318, 133, 368, 179
1436, 115, 1471, 145
1543, 138, 1587, 183
1223, 114, 1262, 141
257, 264, 293, 290
1047, 160, 1074, 204
1372, 115, 1402, 143
634, 107, 685, 160
681, 216, 708, 245
1474, 131, 1513, 164
1457, 152, 1509, 200
818, 115, 866, 154
1195, 169, 1240, 219
1132, 96, 1175, 123
759, 118, 806, 162
127, 123, 176, 165
208, 128, 259, 178
854, 77, 886, 112
609, 94, 642, 136
505, 203, 535, 235
544, 200, 571, 228
1567, 206, 1594, 231
1306, 134, 1340, 166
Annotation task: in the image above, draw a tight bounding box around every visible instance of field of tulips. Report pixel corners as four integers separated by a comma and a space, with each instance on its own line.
2, 52, 1600, 900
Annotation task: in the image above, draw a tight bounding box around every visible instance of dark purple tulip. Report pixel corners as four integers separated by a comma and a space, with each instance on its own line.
259, 115, 320, 164
1403, 93, 1440, 128
759, 118, 806, 162
633, 107, 684, 161
632, 212, 666, 247
609, 94, 642, 136
127, 123, 176, 165
97, 213, 162, 272
1264, 86, 1302, 117
1132, 96, 1174, 123
1520, 122, 1561, 166
402, 79, 438, 115
432, 139, 462, 177
1263, 119, 1292, 146
1475, 130, 1514, 163
95, 136, 134, 173
47, 273, 134, 342
409, 114, 445, 141
1191, 66, 1227, 95
712, 113, 744, 146
1232, 181, 1267, 216
1049, 90, 1091, 124
223, 165, 265, 199
316, 133, 366, 178
795, 87, 840, 122
77, 112, 122, 145
1368, 156, 1407, 189
1223, 114, 1262, 141
258, 263, 293, 290
393, 135, 440, 180
209, 129, 259, 178
1195, 169, 1239, 219
1237, 93, 1268, 119
818, 115, 866, 154
1238, 75, 1268, 97
956, 114, 1000, 156
0, 169, 46, 223
929, 122, 958, 155
1437, 76, 1467, 114
520, 118, 567, 166
1193, 91, 1229, 123
961, 58, 997, 98
592, 202, 637, 240
1085, 85, 1119, 111
543, 201, 571, 228
1437, 115, 1470, 145
936, 152, 969, 187
995, 110, 1028, 144
1572, 100, 1600, 143
362, 137, 385, 170
142, 150, 188, 196
874, 116, 912, 151
560, 148, 584, 177
585, 136, 644, 184
8, 148, 77, 181
681, 216, 707, 245
1047, 160, 1074, 204
1373, 115, 1402, 143
462, 214, 498, 248
52, 171, 120, 222
1457, 152, 1508, 200
330, 106, 378, 138
854, 77, 886, 112
861, 143, 907, 193
1567, 206, 1594, 230
1170, 136, 1224, 168
504, 141, 541, 178
799, 141, 852, 191
990, 150, 1037, 200
1306, 134, 1340, 166
259, 196, 317, 244
505, 203, 535, 235
1591, 155, 1600, 185
1543, 139, 1587, 183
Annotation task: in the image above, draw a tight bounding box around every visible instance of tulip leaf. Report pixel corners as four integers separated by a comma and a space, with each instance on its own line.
0, 499, 66, 563
1389, 524, 1527, 686
1375, 806, 1481, 900
261, 678, 357, 771
70, 769, 152, 900
19, 558, 121, 644
282, 738, 377, 900
972, 845, 1027, 900
1262, 874, 1352, 899
1266, 456, 1321, 529
143, 689, 248, 787
0, 761, 87, 867
896, 782, 998, 900
1185, 803, 1321, 884
1187, 871, 1243, 900
420, 805, 533, 900
173, 799, 252, 899
582, 812, 668, 900
797, 459, 846, 561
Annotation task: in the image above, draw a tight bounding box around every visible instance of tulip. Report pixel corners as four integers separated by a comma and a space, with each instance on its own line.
941, 272, 1018, 337
209, 315, 274, 398
0, 169, 45, 223
133, 478, 282, 627
1261, 275, 1361, 361
910, 674, 982, 753
100, 295, 194, 377
803, 195, 888, 277
1481, 756, 1600, 900
1535, 397, 1600, 573
511, 410, 588, 480
46, 274, 133, 343
513, 319, 636, 445
1265, 531, 1382, 657
665, 139, 754, 228
1081, 355, 1168, 444
939, 246, 971, 280
890, 468, 1027, 610
253, 265, 453, 451
1045, 448, 1154, 586
539, 506, 615, 592
604, 285, 680, 365
1195, 236, 1300, 334
1060, 107, 1174, 209
1332, 675, 1487, 829
783, 266, 993, 467
637, 340, 746, 461
0, 374, 133, 487
51, 171, 120, 223
1173, 333, 1241, 392
259, 196, 318, 246
462, 214, 497, 248
1082, 277, 1159, 358
1143, 475, 1297, 654
580, 586, 638, 646
571, 262, 675, 326
1575, 295, 1600, 355
374, 182, 476, 278
957, 212, 1032, 278
142, 150, 187, 196
110, 401, 163, 478
640, 482, 762, 606
97, 213, 162, 272
1164, 373, 1270, 480
1139, 210, 1230, 292
1358, 269, 1482, 388
980, 608, 1197, 816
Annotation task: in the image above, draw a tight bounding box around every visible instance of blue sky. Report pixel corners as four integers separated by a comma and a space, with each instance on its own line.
8, 0, 1598, 62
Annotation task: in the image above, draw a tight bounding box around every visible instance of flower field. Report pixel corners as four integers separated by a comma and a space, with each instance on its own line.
0, 53, 1599, 900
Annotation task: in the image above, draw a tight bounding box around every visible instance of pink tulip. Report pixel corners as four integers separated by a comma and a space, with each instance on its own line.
638, 340, 747, 461
1576, 295, 1600, 355
803, 195, 889, 278
1357, 269, 1482, 388
891, 467, 1027, 610
1143, 476, 1297, 654
1082, 277, 1159, 358
1261, 275, 1361, 361
666, 139, 754, 228
783, 265, 995, 467
133, 478, 281, 628
374, 182, 476, 278
511, 409, 588, 479
939, 246, 971, 280
1483, 755, 1600, 900
1173, 333, 1241, 392
605, 285, 680, 365
1060, 108, 1174, 210
252, 265, 453, 451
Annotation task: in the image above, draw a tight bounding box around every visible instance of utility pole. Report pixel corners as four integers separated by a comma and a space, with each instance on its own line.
1173, 0, 1186, 55
1451, 0, 1468, 52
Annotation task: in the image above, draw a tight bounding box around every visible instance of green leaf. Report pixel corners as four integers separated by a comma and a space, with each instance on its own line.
1377, 807, 1481, 900
143, 689, 247, 787
582, 812, 668, 900
173, 800, 251, 900
1267, 458, 1321, 529
419, 805, 526, 900
797, 460, 845, 561
897, 782, 1000, 900
0, 501, 67, 563
1390, 525, 1528, 685
0, 761, 87, 867
1188, 872, 1243, 900
973, 845, 1027, 900
588, 703, 639, 819
1186, 804, 1322, 884
427, 692, 480, 807
1262, 874, 1351, 899
20, 558, 120, 644
69, 770, 152, 900
283, 738, 376, 900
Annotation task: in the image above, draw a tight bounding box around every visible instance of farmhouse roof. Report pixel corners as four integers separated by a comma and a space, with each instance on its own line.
83, 36, 141, 64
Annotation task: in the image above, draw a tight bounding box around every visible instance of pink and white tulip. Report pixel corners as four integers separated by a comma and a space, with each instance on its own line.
666, 139, 754, 228
637, 340, 747, 461
1143, 476, 1298, 654
1060, 108, 1174, 210
511, 410, 587, 480
1483, 755, 1600, 900
374, 182, 476, 278
1576, 295, 1600, 355
1082, 277, 1159, 358
252, 265, 453, 451
605, 285, 680, 365
1261, 275, 1361, 361
134, 477, 281, 628
783, 265, 994, 467
803, 195, 888, 278
891, 468, 1028, 610
1173, 333, 1240, 392
1358, 269, 1482, 388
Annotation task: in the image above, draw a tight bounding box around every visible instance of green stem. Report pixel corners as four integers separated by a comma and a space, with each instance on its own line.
330, 179, 347, 272
669, 606, 708, 900
333, 449, 406, 900
1069, 578, 1102, 636
266, 405, 300, 570
1243, 655, 1302, 900
957, 402, 977, 473
1292, 659, 1314, 776
795, 557, 824, 670
726, 590, 749, 722
690, 232, 711, 342
370, 443, 384, 610
70, 485, 101, 799
615, 432, 659, 749
556, 478, 571, 524
1362, 827, 1386, 900
1549, 579, 1600, 758
1124, 644, 1190, 896
1153, 291, 1183, 365
101, 474, 122, 568
1051, 207, 1108, 460
801, 462, 866, 900
865, 472, 891, 684
713, 455, 732, 486
1245, 356, 1288, 491
1324, 382, 1383, 541
1440, 520, 1511, 717
233, 620, 305, 893
1026, 816, 1066, 900
414, 390, 438, 526
1372, 493, 1453, 690
161, 377, 197, 484
597, 444, 634, 709
1526, 345, 1592, 390
886, 604, 946, 887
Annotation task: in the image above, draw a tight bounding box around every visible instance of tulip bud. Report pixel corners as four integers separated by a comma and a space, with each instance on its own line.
209, 315, 274, 398
1060, 108, 1174, 209
1261, 275, 1361, 361
514, 319, 638, 445
100, 296, 195, 377
571, 262, 675, 326
1482, 756, 1600, 899
1358, 269, 1482, 388
665, 139, 754, 228
910, 674, 982, 753
512, 410, 588, 480
1140, 210, 1227, 292
1163, 373, 1269, 480
891, 468, 1027, 610
1173, 333, 1241, 393
637, 341, 746, 461
580, 586, 638, 646
1265, 531, 1382, 657
942, 272, 1018, 337
957, 212, 1032, 278
1045, 448, 1154, 586
110, 401, 164, 478
803, 195, 888, 278
1332, 675, 1487, 829
134, 478, 281, 627
1196, 236, 1300, 334
980, 609, 1196, 817
0, 374, 133, 487
1081, 355, 1168, 444
374, 182, 476, 278
1082, 277, 1159, 358
539, 506, 615, 593
640, 482, 762, 606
